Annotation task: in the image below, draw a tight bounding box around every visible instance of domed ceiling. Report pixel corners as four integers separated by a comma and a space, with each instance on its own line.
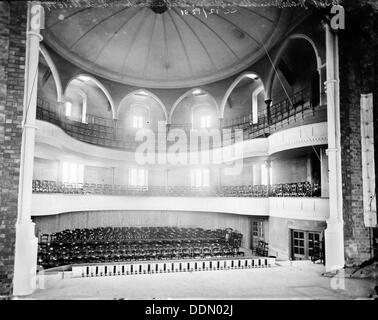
43, 1, 291, 88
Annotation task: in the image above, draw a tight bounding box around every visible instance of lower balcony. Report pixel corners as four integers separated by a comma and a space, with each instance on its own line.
31, 192, 329, 222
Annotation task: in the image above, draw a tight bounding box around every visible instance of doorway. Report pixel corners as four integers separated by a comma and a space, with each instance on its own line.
291, 229, 322, 260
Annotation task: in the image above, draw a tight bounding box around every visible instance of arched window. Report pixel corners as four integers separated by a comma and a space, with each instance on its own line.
192, 104, 216, 129
64, 87, 87, 123
64, 75, 115, 122
252, 86, 265, 124
129, 104, 150, 129
117, 90, 167, 131
170, 89, 219, 127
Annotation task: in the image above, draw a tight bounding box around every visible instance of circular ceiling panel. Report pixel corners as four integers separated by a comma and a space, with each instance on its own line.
42, 3, 290, 88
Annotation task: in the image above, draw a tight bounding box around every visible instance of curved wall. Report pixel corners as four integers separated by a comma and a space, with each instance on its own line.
35, 120, 328, 165
32, 210, 254, 248
31, 194, 328, 222
31, 194, 270, 217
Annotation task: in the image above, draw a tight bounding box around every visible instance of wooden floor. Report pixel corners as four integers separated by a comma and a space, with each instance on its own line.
25, 261, 376, 300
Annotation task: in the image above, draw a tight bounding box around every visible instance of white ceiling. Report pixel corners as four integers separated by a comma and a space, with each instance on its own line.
43, 4, 291, 88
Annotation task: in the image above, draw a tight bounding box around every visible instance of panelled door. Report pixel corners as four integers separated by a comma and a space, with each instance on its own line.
251, 220, 265, 249
292, 230, 306, 260
291, 230, 322, 260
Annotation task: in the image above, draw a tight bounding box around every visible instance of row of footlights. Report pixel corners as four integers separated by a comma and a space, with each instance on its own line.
72, 258, 275, 278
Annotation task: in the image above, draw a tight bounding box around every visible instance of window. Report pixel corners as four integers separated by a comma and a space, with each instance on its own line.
252, 86, 264, 124
62, 162, 84, 183
200, 115, 211, 129
132, 115, 144, 129
252, 221, 264, 238
191, 168, 210, 187
65, 101, 72, 117
129, 168, 148, 187
81, 94, 87, 124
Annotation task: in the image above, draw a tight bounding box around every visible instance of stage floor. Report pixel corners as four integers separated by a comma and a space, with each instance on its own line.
20, 261, 375, 300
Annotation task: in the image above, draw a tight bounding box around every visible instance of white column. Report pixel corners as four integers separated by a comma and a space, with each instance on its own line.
324, 24, 345, 272
13, 2, 42, 296
306, 155, 312, 183
320, 148, 329, 198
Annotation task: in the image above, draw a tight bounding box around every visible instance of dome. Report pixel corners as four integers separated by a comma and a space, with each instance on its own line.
42, 3, 291, 88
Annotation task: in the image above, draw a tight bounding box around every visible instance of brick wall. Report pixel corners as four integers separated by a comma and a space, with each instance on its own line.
339, 0, 378, 266
0, 1, 27, 296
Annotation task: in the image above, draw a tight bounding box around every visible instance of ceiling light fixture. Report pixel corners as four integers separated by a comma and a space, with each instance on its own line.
77, 75, 92, 82
135, 91, 149, 97
149, 0, 169, 14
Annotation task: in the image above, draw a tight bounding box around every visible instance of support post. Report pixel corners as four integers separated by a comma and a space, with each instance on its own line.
265, 99, 272, 127
324, 23, 345, 272
13, 1, 42, 296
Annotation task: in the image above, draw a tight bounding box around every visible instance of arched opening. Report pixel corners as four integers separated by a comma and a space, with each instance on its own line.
64, 75, 114, 124
64, 74, 116, 120
221, 72, 265, 126
170, 89, 219, 129
117, 89, 167, 132
266, 34, 322, 107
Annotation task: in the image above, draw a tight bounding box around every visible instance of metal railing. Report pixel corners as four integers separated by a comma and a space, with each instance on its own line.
36, 88, 326, 150
32, 180, 321, 198
222, 88, 327, 139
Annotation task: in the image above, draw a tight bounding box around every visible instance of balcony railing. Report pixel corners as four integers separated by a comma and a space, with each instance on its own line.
36, 88, 326, 150
223, 88, 327, 139
32, 180, 321, 198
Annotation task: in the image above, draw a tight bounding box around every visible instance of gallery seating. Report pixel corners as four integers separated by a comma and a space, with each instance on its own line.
32, 180, 321, 198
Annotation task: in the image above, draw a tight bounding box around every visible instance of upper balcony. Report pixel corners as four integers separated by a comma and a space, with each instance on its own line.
36, 87, 327, 152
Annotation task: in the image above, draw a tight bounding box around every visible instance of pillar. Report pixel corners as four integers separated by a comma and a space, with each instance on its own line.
13, 1, 42, 296
324, 23, 345, 272
306, 155, 313, 183
265, 99, 272, 126
219, 118, 223, 129
320, 148, 329, 198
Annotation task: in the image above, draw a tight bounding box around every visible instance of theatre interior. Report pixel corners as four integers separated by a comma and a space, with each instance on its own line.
0, 0, 377, 299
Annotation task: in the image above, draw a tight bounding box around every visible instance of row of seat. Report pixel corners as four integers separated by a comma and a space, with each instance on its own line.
37, 227, 244, 269
38, 245, 244, 269
32, 180, 321, 198
39, 227, 238, 243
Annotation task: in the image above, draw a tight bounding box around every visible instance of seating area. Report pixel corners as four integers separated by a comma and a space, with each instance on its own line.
37, 87, 326, 152
37, 227, 244, 269
32, 180, 321, 198
269, 181, 321, 197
